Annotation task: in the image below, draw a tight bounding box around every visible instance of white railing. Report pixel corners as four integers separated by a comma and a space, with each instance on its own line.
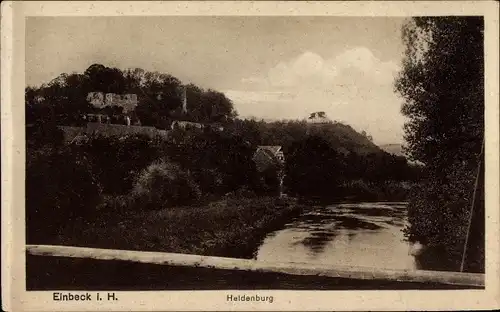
26, 244, 484, 288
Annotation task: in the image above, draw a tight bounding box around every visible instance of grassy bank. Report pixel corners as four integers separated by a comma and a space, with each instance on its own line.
52, 196, 304, 259
338, 179, 412, 201
290, 180, 412, 204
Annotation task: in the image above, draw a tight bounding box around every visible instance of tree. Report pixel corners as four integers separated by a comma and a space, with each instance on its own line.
133, 71, 183, 128
201, 89, 237, 122
309, 111, 327, 120
82, 134, 161, 194
360, 130, 373, 142
25, 86, 44, 124
26, 64, 238, 128
395, 17, 484, 272
26, 147, 102, 243
285, 135, 344, 197
84, 64, 126, 93
173, 129, 257, 194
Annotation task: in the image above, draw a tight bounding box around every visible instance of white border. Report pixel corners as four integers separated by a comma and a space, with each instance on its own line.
2, 1, 500, 311
1, 2, 14, 310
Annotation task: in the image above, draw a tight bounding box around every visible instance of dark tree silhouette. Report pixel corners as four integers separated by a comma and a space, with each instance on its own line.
26, 64, 237, 129
285, 135, 344, 197
395, 17, 484, 272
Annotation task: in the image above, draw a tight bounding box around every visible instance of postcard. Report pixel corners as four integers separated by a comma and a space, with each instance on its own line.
2, 1, 499, 311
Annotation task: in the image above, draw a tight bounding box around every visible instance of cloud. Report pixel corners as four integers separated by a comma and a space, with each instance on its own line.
227, 47, 405, 144
264, 52, 338, 89
224, 90, 314, 120
333, 47, 400, 84
225, 90, 296, 104
242, 48, 399, 90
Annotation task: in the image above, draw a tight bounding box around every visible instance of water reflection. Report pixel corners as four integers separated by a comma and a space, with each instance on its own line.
256, 202, 421, 270
292, 231, 338, 255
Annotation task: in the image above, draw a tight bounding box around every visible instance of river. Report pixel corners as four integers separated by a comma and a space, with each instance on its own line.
28, 201, 475, 290
256, 202, 425, 271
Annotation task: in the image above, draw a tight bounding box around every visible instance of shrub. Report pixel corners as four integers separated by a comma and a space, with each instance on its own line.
26, 147, 102, 243
342, 179, 379, 199
404, 161, 481, 271
83, 134, 161, 194
223, 186, 258, 199
26, 122, 65, 148
235, 186, 258, 198
131, 159, 201, 210
96, 195, 131, 217
192, 167, 225, 195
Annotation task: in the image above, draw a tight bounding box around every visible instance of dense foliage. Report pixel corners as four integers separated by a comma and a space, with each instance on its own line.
26, 64, 423, 245
26, 146, 102, 243
395, 17, 484, 272
82, 134, 161, 194
26, 64, 237, 128
226, 118, 381, 155
132, 159, 202, 210
284, 135, 420, 199
225, 118, 422, 199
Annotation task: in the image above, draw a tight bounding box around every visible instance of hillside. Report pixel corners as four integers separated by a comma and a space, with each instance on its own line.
380, 144, 405, 157
26, 63, 386, 158
25, 64, 236, 130
228, 119, 384, 156
306, 123, 384, 155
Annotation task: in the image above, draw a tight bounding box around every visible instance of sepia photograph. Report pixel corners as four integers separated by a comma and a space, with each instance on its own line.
2, 1, 499, 311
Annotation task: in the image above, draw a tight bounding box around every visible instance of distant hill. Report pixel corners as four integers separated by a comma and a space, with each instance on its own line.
306, 122, 384, 155
229, 119, 384, 156
304, 112, 383, 155
379, 144, 405, 157
235, 112, 385, 156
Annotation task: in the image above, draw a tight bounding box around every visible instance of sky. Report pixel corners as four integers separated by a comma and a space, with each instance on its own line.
26, 16, 409, 144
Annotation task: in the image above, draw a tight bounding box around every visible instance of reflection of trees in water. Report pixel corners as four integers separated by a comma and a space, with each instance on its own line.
384, 219, 405, 227
415, 243, 484, 273
293, 231, 338, 255
414, 246, 460, 272
291, 212, 387, 232
334, 216, 383, 230
333, 203, 407, 230
285, 204, 410, 255
347, 232, 357, 242
335, 206, 406, 219
292, 212, 336, 230
292, 217, 385, 255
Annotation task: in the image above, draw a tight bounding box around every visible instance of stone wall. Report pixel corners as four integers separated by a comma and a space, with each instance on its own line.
59, 123, 170, 142
86, 92, 138, 113
85, 123, 157, 138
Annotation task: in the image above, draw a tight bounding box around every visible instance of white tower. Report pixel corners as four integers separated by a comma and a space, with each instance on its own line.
181, 86, 187, 114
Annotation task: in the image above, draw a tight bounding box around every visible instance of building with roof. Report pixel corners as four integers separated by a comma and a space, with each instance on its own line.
253, 146, 285, 173
253, 146, 286, 196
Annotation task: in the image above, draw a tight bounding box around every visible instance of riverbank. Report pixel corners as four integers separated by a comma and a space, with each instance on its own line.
290, 180, 412, 204
52, 196, 305, 259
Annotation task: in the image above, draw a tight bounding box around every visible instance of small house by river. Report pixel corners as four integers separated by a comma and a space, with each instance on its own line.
253, 146, 285, 172
253, 146, 286, 196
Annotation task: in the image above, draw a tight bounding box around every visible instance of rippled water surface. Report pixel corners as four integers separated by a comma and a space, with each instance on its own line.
256, 202, 420, 270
